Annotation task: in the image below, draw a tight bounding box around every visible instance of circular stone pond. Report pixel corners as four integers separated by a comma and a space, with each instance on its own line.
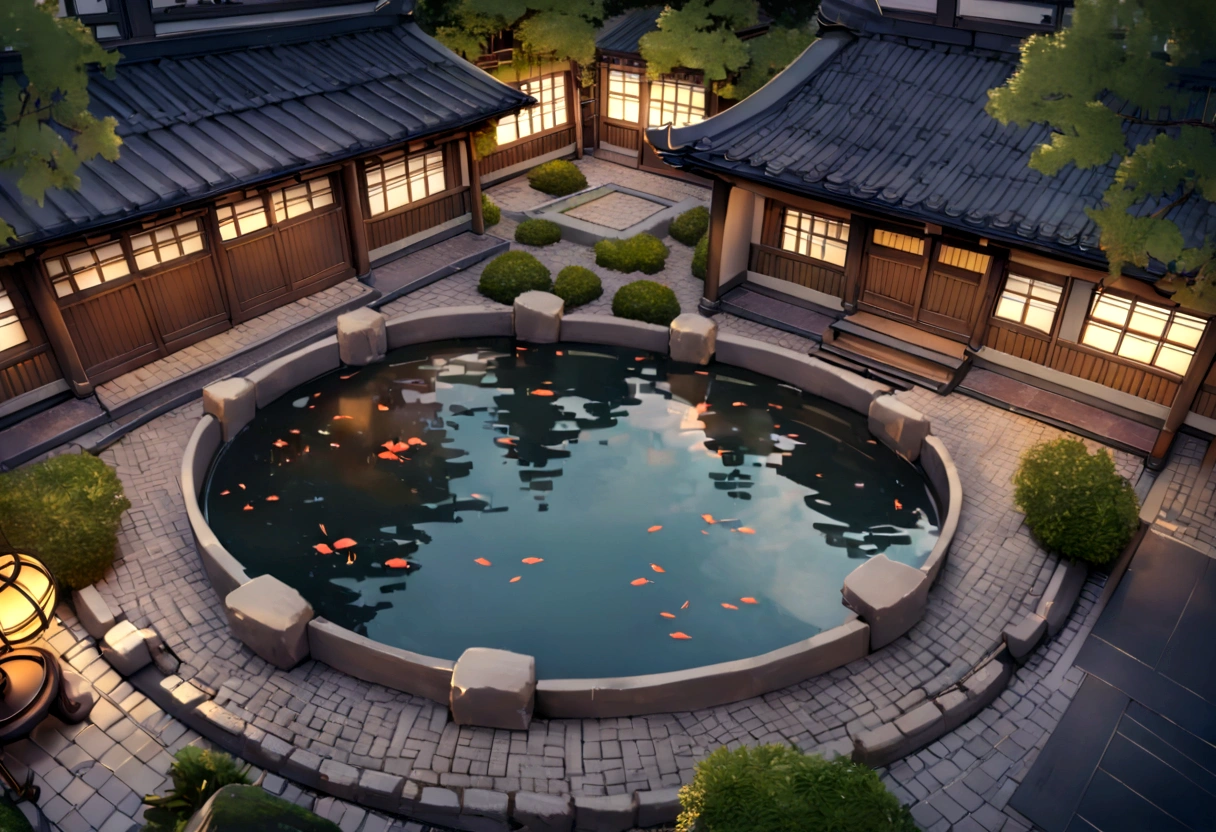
203, 338, 940, 680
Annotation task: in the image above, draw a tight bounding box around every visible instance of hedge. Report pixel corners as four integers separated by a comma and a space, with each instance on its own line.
612, 280, 681, 326
553, 266, 603, 309
595, 233, 669, 275
514, 218, 562, 246
477, 251, 552, 304
143, 747, 252, 832
692, 233, 708, 279
0, 453, 130, 591
670, 206, 710, 246
527, 160, 587, 196
481, 194, 501, 227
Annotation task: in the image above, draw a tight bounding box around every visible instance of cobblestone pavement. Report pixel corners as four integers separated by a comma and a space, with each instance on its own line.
94, 279, 374, 413
562, 192, 668, 229
1150, 433, 1216, 555
484, 157, 709, 214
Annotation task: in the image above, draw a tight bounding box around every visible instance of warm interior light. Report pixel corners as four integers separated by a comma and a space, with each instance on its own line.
0, 554, 56, 649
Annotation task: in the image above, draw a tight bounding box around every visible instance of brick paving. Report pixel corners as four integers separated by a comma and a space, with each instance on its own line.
1150, 433, 1216, 555
562, 191, 668, 230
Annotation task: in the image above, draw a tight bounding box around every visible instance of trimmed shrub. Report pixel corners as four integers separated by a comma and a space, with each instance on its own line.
0, 453, 130, 591
142, 747, 252, 832
527, 159, 587, 196
669, 205, 710, 246
481, 194, 501, 227
692, 232, 708, 279
0, 796, 32, 832
1014, 438, 1139, 565
183, 785, 341, 832
676, 744, 917, 832
595, 233, 670, 275
553, 266, 603, 309
477, 251, 552, 304
514, 218, 562, 246
612, 280, 681, 326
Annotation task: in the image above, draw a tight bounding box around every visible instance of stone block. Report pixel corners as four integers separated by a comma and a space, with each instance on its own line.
868, 395, 931, 462
894, 701, 944, 750
281, 748, 323, 790
101, 621, 152, 677
559, 314, 669, 353
195, 701, 245, 736
1036, 560, 1089, 636
514, 291, 564, 344
668, 313, 716, 365
841, 554, 930, 651
811, 737, 854, 761
202, 378, 256, 443
635, 787, 681, 827
573, 793, 638, 832
318, 758, 360, 800
224, 575, 313, 670
1003, 613, 1048, 662
72, 586, 116, 641
245, 336, 340, 409
918, 436, 961, 584
460, 788, 510, 832
52, 666, 96, 725
386, 306, 514, 350
450, 647, 535, 730
933, 689, 972, 732
356, 769, 403, 813
852, 723, 905, 768
337, 307, 387, 366
513, 791, 574, 832
412, 787, 460, 826
961, 656, 1013, 706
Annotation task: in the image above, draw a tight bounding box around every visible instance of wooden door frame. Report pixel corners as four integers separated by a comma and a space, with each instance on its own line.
857, 221, 932, 320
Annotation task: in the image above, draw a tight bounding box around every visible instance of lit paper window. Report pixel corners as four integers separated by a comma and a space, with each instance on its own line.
648, 79, 705, 129
43, 242, 130, 298
937, 244, 992, 274
271, 176, 335, 223
0, 289, 27, 352
496, 74, 568, 146
1080, 293, 1207, 376
364, 150, 446, 217
872, 228, 926, 256
992, 274, 1063, 334
130, 218, 205, 270
607, 70, 640, 123
779, 209, 849, 267
216, 198, 270, 241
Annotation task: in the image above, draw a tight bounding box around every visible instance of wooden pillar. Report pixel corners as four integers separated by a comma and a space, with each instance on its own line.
19, 260, 91, 397
841, 215, 869, 314
970, 248, 1009, 351
465, 137, 486, 236
700, 177, 732, 314
571, 63, 584, 160
1148, 317, 1216, 469
637, 70, 651, 168
341, 161, 371, 277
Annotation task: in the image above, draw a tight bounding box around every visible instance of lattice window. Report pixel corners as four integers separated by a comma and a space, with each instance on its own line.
130, 218, 206, 270
1081, 293, 1206, 376
497, 74, 568, 145
993, 275, 1063, 333
216, 198, 270, 241
271, 176, 335, 223
364, 150, 446, 217
937, 244, 991, 274
779, 209, 849, 267
43, 242, 130, 298
607, 70, 641, 123
648, 79, 705, 129
0, 289, 28, 352
872, 228, 926, 255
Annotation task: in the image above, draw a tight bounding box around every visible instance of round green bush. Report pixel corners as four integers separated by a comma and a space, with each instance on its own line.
595, 233, 670, 275
0, 796, 32, 832
481, 193, 501, 227
669, 205, 709, 246
0, 452, 130, 591
692, 233, 708, 279
1013, 438, 1139, 565
514, 218, 562, 246
612, 280, 681, 326
676, 744, 917, 832
143, 747, 252, 832
477, 251, 552, 304
527, 160, 588, 196
553, 266, 603, 309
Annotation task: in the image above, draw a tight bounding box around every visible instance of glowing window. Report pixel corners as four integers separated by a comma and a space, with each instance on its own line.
607, 70, 641, 123
0, 289, 28, 352
43, 242, 130, 298
364, 150, 446, 217
496, 74, 568, 145
993, 275, 1063, 334
872, 228, 926, 256
648, 79, 705, 129
1080, 293, 1207, 376
216, 198, 270, 241
271, 176, 335, 223
130, 218, 206, 271
779, 209, 849, 267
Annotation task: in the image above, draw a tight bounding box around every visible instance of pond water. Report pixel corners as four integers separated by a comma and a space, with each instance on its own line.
204, 339, 940, 678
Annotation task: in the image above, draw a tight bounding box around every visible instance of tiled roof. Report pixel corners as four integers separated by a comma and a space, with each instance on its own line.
650, 28, 1216, 266
0, 21, 532, 251
595, 7, 662, 55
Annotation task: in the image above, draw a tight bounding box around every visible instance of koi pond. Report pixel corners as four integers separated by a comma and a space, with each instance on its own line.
204, 338, 940, 679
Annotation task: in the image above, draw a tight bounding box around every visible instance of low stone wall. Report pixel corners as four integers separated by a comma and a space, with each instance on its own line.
181, 416, 251, 600
307, 618, 455, 704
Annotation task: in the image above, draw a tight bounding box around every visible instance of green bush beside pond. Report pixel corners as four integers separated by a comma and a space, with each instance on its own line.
670, 206, 710, 246
595, 233, 669, 275
692, 233, 708, 279
175, 785, 341, 832
481, 194, 500, 227
477, 251, 552, 304
612, 280, 681, 326
0, 453, 130, 591
527, 160, 587, 196
143, 747, 251, 832
514, 218, 562, 246
553, 266, 603, 309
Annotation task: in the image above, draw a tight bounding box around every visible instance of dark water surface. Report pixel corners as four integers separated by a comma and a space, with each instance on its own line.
205, 339, 939, 678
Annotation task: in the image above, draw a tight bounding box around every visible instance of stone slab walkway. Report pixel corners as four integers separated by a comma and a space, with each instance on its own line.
484, 157, 709, 215
1150, 434, 1216, 556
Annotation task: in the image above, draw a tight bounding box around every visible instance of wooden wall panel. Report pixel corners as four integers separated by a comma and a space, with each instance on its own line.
61, 285, 159, 377
602, 122, 640, 151
921, 270, 979, 325
0, 266, 62, 404
225, 235, 290, 312
985, 323, 1052, 364
366, 190, 470, 253
750, 245, 847, 298
141, 257, 228, 347
480, 127, 577, 176
862, 255, 921, 310
0, 351, 61, 402
1192, 361, 1216, 419
279, 211, 350, 289
1046, 342, 1178, 406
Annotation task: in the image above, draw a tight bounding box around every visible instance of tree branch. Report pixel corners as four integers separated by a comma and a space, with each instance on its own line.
1114, 112, 1216, 130
1150, 186, 1193, 220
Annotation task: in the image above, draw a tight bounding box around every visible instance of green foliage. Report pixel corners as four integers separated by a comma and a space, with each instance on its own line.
481, 194, 501, 227
478, 251, 553, 303
986, 0, 1216, 312
724, 24, 817, 100
515, 218, 563, 246
0, 0, 122, 245
181, 785, 341, 832
612, 279, 681, 325
527, 160, 588, 196
692, 232, 708, 279
638, 0, 756, 84
433, 0, 602, 80
669, 206, 710, 246
0, 795, 33, 832
1013, 438, 1140, 566
472, 122, 498, 159
553, 265, 603, 308
595, 232, 670, 274
0, 452, 130, 591
676, 744, 917, 832
142, 748, 251, 832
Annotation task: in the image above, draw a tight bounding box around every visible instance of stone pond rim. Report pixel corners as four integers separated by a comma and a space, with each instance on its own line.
180, 301, 962, 721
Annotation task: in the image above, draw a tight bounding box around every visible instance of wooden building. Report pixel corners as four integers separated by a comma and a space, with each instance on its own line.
649, 0, 1216, 467
0, 0, 531, 420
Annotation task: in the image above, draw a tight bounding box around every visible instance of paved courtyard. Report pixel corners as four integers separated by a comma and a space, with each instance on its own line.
2, 158, 1212, 832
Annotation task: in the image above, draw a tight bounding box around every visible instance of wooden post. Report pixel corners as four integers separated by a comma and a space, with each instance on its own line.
466, 137, 486, 236
970, 248, 1009, 351
841, 215, 869, 314
571, 63, 584, 160
19, 261, 92, 397
1148, 317, 1216, 469
701, 177, 732, 314
341, 161, 371, 277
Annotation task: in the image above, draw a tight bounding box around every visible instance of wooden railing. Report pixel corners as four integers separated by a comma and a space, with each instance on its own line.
749, 244, 847, 299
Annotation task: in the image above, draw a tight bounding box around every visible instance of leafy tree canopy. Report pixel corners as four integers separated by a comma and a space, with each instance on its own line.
638, 0, 756, 84
1, 0, 121, 246
723, 22, 816, 100
432, 0, 603, 78
987, 0, 1216, 312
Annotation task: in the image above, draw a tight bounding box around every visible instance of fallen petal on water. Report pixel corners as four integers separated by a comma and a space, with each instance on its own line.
320, 524, 327, 536
266, 495, 279, 502
238, 483, 246, 490
650, 563, 665, 573
243, 504, 253, 511
385, 558, 410, 569
378, 451, 399, 461
670, 632, 691, 640
334, 537, 357, 550
894, 499, 903, 510
681, 601, 689, 609
289, 429, 301, 435
510, 576, 522, 583
630, 578, 652, 586
531, 389, 555, 397
220, 490, 230, 496
660, 612, 676, 619
648, 525, 663, 533
474, 558, 492, 566
314, 544, 333, 555
721, 603, 739, 610
378, 404, 389, 411
736, 527, 756, 535
740, 597, 758, 604
522, 557, 544, 565
701, 514, 715, 524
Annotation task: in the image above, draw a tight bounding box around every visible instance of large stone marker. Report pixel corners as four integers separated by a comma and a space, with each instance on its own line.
514, 291, 565, 344
450, 647, 536, 730
841, 554, 930, 651
202, 378, 256, 442
668, 313, 717, 365
337, 307, 388, 366
225, 575, 314, 670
